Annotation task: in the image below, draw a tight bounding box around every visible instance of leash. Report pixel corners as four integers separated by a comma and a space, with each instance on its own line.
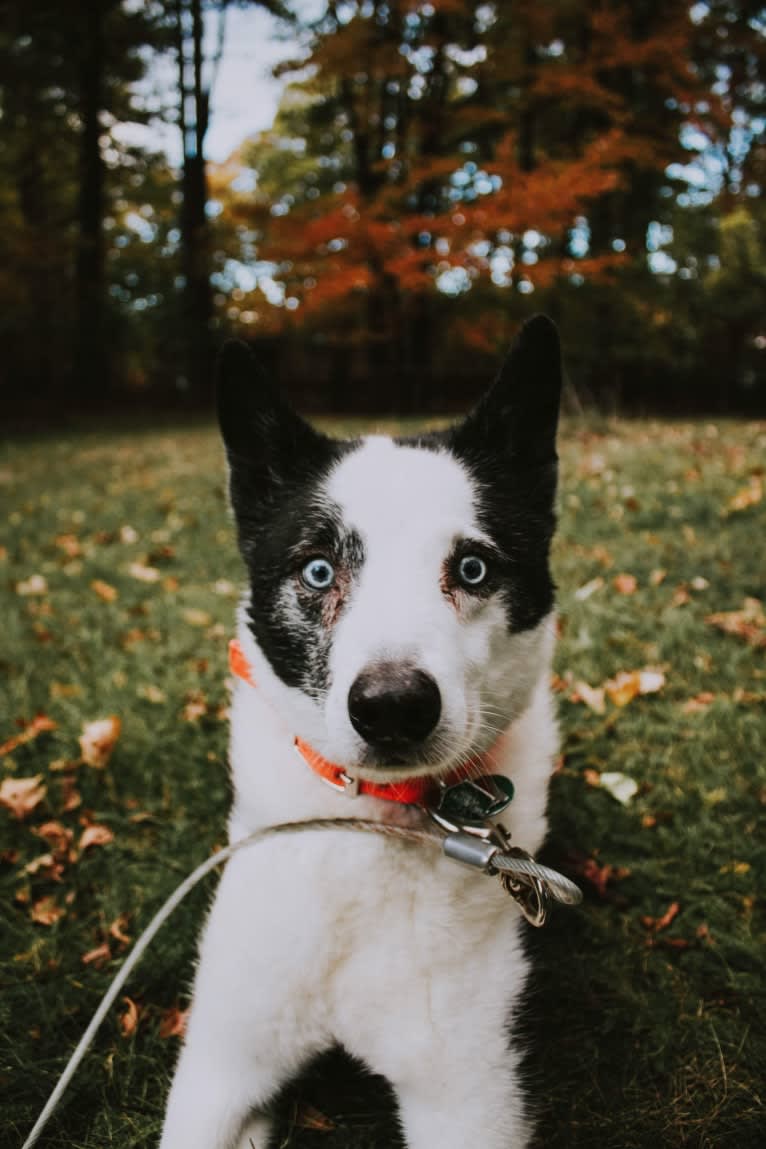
20, 815, 581, 1149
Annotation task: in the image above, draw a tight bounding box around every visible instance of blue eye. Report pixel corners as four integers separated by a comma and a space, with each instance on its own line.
458, 555, 487, 588
301, 558, 335, 590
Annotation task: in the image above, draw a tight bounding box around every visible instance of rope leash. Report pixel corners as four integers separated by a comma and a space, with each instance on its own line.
20, 816, 579, 1149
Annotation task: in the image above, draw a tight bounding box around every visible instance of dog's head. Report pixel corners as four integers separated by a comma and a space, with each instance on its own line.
218, 315, 561, 781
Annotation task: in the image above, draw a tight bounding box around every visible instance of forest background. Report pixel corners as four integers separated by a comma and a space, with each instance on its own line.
0, 0, 764, 417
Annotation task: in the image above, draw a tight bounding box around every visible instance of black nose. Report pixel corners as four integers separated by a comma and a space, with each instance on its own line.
348, 663, 441, 751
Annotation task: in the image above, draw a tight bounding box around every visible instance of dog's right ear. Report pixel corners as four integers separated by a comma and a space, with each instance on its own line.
216, 341, 332, 490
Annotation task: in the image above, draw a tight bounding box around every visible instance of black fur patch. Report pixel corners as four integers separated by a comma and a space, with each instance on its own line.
401, 315, 563, 635
232, 459, 365, 696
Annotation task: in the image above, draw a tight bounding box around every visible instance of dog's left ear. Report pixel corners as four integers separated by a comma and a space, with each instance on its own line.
450, 314, 562, 469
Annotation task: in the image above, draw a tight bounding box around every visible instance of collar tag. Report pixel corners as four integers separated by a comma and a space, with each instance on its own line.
432, 774, 515, 829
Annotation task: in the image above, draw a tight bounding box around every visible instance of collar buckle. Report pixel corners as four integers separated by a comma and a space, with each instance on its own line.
320, 769, 360, 797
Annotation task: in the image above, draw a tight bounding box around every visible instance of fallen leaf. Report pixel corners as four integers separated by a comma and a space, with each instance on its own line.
33, 821, 74, 855
182, 608, 212, 628
91, 579, 118, 602
59, 776, 82, 813
576, 857, 630, 898
79, 824, 114, 850
119, 525, 139, 544
570, 682, 606, 714
24, 853, 65, 881
213, 579, 237, 597
583, 768, 601, 787
29, 896, 64, 926
137, 683, 167, 705
81, 942, 112, 967
127, 561, 161, 583
109, 914, 131, 945
682, 692, 716, 714
79, 716, 121, 768
0, 775, 47, 820
613, 573, 638, 595
55, 534, 83, 558
727, 478, 762, 513
670, 584, 691, 608
642, 901, 680, 933
600, 772, 639, 805
573, 576, 604, 602
17, 574, 48, 596
120, 996, 141, 1038
159, 1005, 190, 1039
691, 576, 709, 591
649, 568, 667, 587
49, 682, 82, 700
182, 691, 208, 722
0, 714, 57, 757
706, 598, 766, 648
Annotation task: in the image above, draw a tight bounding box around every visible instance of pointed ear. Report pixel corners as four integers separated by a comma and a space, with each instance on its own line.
450, 314, 562, 468
216, 340, 332, 488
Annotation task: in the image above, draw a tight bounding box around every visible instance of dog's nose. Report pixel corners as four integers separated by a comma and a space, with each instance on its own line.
348, 663, 441, 751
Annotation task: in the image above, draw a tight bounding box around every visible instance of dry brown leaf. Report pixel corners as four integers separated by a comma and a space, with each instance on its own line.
613, 573, 638, 595
59, 776, 82, 813
120, 996, 141, 1038
127, 561, 161, 583
17, 574, 48, 596
33, 820, 74, 854
670, 584, 692, 608
0, 714, 57, 757
642, 901, 680, 933
573, 576, 604, 602
576, 858, 630, 898
55, 534, 83, 558
649, 568, 667, 587
727, 478, 763, 513
109, 914, 131, 945
182, 692, 209, 722
706, 598, 766, 648
682, 692, 716, 714
182, 608, 212, 628
91, 579, 118, 602
570, 682, 606, 715
29, 896, 64, 926
24, 853, 65, 881
137, 683, 167, 705
81, 942, 112, 967
79, 823, 114, 851
159, 1005, 190, 1039
0, 775, 47, 820
79, 716, 121, 768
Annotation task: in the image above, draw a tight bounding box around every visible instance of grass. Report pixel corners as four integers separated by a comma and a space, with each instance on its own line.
1, 415, 765, 1149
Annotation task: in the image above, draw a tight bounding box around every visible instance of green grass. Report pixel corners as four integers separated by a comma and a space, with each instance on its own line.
1, 416, 765, 1148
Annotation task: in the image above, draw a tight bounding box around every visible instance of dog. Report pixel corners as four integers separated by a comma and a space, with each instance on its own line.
160, 314, 563, 1149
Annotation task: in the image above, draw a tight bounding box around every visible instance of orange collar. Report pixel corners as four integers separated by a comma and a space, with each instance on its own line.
229, 639, 488, 807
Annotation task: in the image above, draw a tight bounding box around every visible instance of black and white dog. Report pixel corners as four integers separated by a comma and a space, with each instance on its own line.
160, 315, 563, 1149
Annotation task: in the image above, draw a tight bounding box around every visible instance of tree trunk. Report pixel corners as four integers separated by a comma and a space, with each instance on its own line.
74, 0, 107, 400
176, 0, 213, 398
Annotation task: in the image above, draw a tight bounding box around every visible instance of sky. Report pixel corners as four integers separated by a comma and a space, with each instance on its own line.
122, 2, 322, 165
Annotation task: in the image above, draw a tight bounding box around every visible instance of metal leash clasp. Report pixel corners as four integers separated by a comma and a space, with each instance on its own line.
425, 775, 580, 927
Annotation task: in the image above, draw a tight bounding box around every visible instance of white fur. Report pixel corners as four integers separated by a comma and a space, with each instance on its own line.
160, 438, 559, 1149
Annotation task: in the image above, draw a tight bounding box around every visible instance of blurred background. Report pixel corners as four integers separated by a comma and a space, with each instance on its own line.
0, 0, 764, 419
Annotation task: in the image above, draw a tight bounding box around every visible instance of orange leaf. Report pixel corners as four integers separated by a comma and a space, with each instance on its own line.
0, 775, 47, 820
91, 579, 118, 602
0, 714, 57, 757
570, 682, 606, 714
79, 823, 114, 851
29, 896, 64, 926
727, 478, 762, 513
159, 1005, 190, 1039
119, 996, 141, 1038
109, 913, 131, 945
642, 901, 680, 933
613, 573, 638, 595
706, 598, 766, 648
79, 716, 121, 768
82, 942, 112, 967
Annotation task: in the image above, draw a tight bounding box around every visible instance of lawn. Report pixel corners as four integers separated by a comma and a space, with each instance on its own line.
1, 415, 765, 1149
